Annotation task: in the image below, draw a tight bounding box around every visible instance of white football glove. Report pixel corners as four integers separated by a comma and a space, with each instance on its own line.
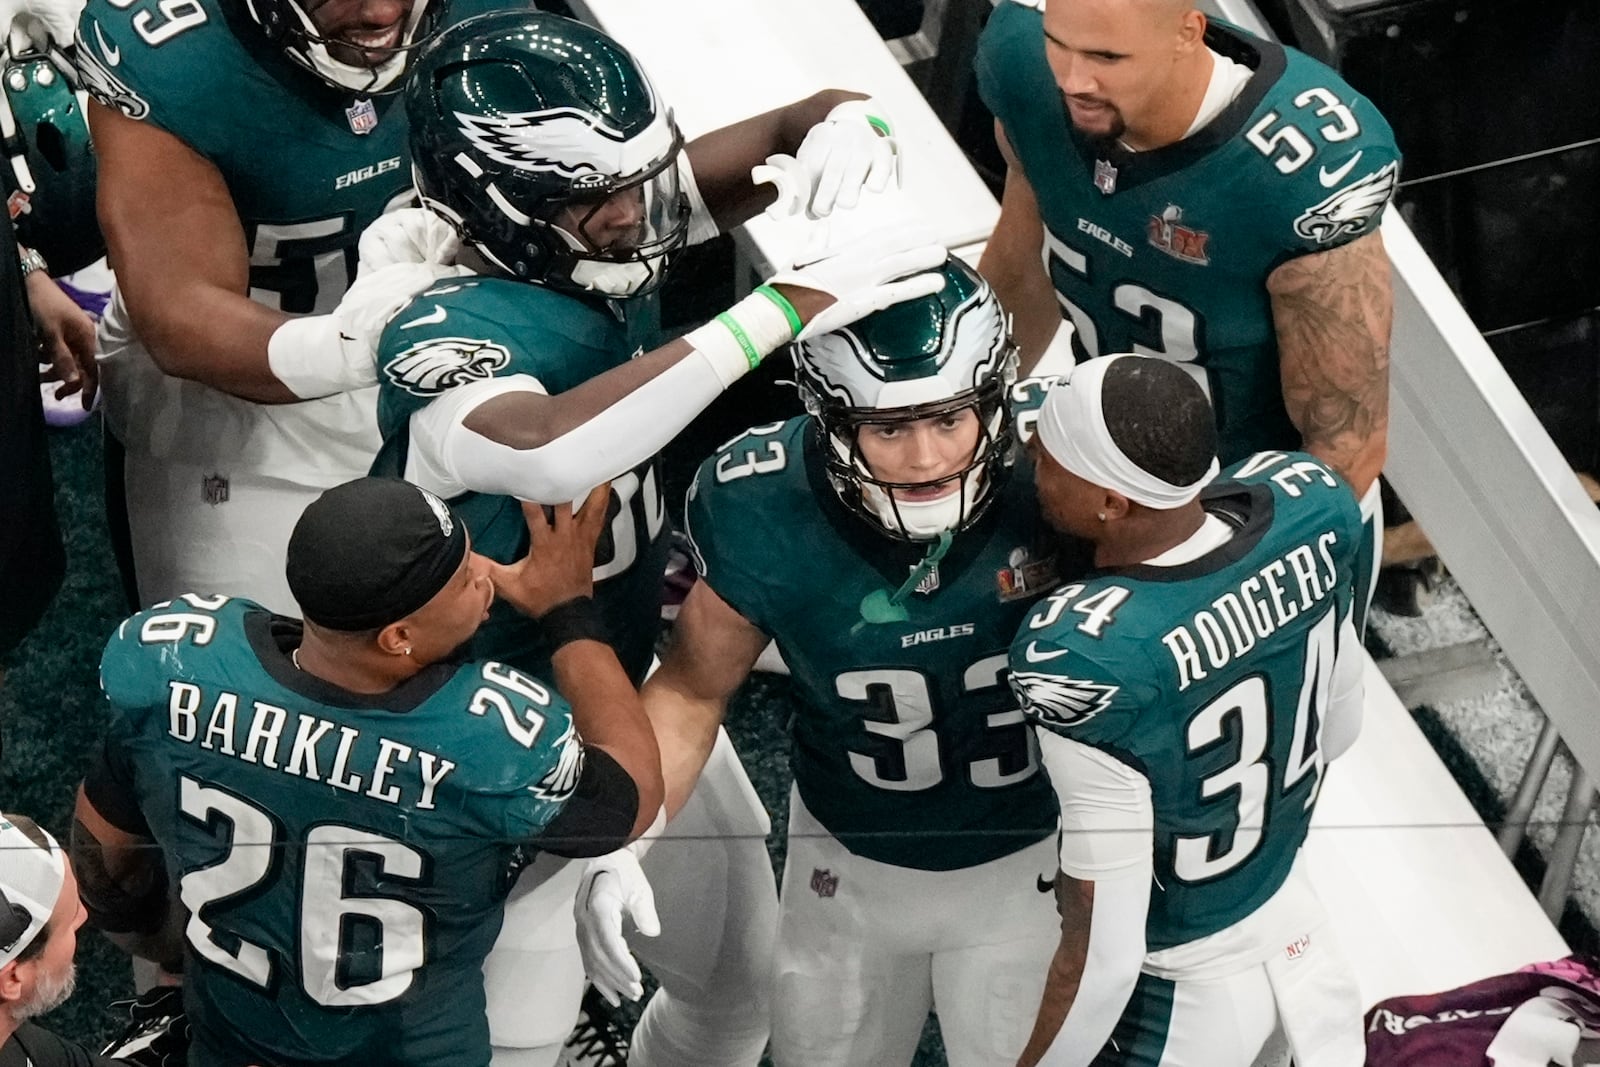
785, 98, 898, 219
357, 206, 462, 275
766, 225, 947, 341
3, 0, 83, 52
574, 848, 660, 1007
267, 260, 468, 398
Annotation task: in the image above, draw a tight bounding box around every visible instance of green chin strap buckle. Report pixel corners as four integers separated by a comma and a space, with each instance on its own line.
853, 530, 954, 633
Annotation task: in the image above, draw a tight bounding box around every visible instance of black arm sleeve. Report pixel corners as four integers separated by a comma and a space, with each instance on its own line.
529, 747, 641, 859
2, 1022, 129, 1067
81, 739, 151, 837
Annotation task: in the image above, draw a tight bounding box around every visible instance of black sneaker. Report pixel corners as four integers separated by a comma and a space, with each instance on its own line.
101, 986, 189, 1067
558, 986, 633, 1066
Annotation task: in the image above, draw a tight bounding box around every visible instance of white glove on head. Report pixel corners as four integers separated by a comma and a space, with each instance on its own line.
3, 0, 83, 52
789, 97, 898, 218
357, 207, 462, 275
574, 848, 660, 1007
767, 225, 947, 341
266, 260, 469, 399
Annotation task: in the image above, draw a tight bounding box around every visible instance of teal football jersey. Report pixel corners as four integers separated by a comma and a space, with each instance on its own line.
1010, 451, 1362, 950
977, 3, 1401, 462
98, 595, 585, 1067
73, 0, 497, 313
686, 414, 1067, 871
373, 277, 669, 683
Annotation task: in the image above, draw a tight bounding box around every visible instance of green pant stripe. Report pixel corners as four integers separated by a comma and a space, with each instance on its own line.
1091, 971, 1177, 1066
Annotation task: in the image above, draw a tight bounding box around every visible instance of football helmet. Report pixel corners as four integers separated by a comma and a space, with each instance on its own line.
406, 11, 689, 298
240, 0, 442, 95
0, 47, 103, 275
794, 255, 1018, 541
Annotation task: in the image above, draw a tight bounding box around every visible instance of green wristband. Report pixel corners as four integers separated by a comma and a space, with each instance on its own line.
867, 115, 892, 137
753, 284, 804, 339
715, 311, 763, 370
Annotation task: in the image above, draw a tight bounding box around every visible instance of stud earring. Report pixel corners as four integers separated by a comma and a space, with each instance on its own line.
1097, 512, 1107, 522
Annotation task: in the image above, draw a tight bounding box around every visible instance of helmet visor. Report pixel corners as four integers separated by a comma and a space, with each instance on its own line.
559, 149, 688, 263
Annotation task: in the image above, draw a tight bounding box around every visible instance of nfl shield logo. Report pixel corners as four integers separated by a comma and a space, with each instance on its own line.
810, 868, 839, 898
345, 98, 379, 136
1284, 935, 1310, 960
914, 564, 940, 596
201, 473, 229, 507
1094, 158, 1118, 196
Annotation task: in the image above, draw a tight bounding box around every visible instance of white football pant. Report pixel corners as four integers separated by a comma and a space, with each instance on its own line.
771, 786, 1059, 1067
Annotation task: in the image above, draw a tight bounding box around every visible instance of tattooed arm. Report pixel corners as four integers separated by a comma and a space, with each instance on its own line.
1268, 230, 1393, 497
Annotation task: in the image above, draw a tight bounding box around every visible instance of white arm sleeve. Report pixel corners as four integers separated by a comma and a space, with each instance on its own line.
1322, 611, 1365, 762
1034, 731, 1153, 1067
677, 151, 721, 247
405, 347, 738, 505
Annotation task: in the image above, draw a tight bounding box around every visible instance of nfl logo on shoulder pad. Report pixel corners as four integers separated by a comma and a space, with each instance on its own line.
201, 473, 229, 507
810, 868, 839, 898
1094, 158, 1118, 196
1284, 934, 1310, 960
346, 98, 378, 136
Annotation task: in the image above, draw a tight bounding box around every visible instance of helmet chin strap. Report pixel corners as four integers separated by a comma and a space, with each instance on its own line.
858, 461, 989, 540
553, 223, 658, 297
853, 530, 955, 633
567, 256, 654, 296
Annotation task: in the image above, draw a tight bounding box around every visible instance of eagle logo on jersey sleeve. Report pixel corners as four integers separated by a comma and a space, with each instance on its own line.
531, 721, 584, 803
384, 337, 511, 397
1009, 669, 1119, 729
73, 23, 151, 120
1293, 161, 1399, 245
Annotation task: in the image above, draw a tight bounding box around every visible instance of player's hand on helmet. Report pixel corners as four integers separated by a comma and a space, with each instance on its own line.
574, 847, 659, 1006
357, 207, 462, 274
485, 483, 612, 618
3, 0, 84, 52
789, 97, 898, 218
767, 225, 947, 341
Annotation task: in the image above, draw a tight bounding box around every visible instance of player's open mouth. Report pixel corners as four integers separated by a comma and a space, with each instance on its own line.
341, 23, 403, 57
894, 480, 960, 503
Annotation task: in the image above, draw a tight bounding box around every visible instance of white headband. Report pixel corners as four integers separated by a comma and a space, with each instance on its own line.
1036, 355, 1218, 509
0, 814, 65, 968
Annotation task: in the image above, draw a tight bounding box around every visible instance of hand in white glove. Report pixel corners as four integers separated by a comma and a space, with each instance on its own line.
268, 260, 469, 397
789, 98, 898, 218
3, 0, 83, 52
766, 225, 947, 341
574, 848, 660, 1007
357, 207, 462, 275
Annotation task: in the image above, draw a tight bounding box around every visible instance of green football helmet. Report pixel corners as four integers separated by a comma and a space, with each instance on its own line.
1, 48, 103, 275
407, 11, 690, 298
793, 256, 1019, 542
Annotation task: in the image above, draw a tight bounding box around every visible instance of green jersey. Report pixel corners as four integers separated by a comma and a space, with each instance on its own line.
1010, 451, 1362, 949
97, 595, 585, 1067
373, 277, 669, 683
686, 414, 1067, 871
73, 0, 495, 313
976, 3, 1401, 462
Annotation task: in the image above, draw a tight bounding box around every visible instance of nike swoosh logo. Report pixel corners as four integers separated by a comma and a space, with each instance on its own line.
94, 22, 120, 66
1023, 641, 1071, 663
1037, 874, 1055, 895
400, 305, 447, 329
1319, 150, 1363, 188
